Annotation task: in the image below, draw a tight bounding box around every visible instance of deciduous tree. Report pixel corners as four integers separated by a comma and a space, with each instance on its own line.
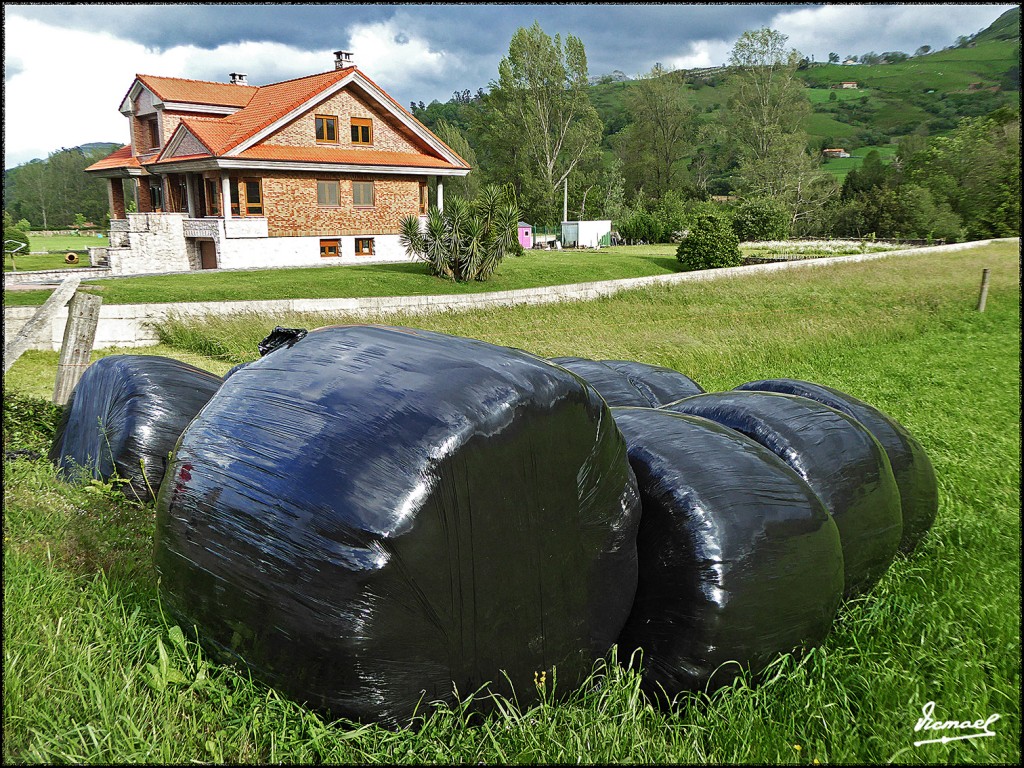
615, 63, 693, 199
482, 22, 603, 225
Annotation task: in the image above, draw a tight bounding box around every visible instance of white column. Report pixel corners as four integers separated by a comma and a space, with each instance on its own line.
221, 175, 232, 218
437, 179, 444, 213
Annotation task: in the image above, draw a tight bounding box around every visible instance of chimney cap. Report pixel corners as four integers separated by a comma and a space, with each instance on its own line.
334, 50, 355, 69
229, 72, 248, 85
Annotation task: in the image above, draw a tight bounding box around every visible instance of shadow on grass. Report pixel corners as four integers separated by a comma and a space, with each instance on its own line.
631, 254, 684, 272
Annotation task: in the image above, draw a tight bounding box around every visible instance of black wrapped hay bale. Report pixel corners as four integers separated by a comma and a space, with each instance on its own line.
611, 407, 844, 700
663, 391, 902, 596
733, 379, 938, 553
600, 360, 705, 404
549, 356, 654, 406
155, 325, 641, 727
48, 355, 223, 502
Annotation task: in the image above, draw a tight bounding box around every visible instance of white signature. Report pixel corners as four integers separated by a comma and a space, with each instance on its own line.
913, 700, 1001, 746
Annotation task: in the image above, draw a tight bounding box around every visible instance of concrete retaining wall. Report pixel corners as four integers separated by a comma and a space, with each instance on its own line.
5, 267, 111, 287
4, 239, 1014, 352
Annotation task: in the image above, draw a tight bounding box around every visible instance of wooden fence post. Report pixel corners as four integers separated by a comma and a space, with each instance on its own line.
976, 268, 991, 312
52, 292, 103, 405
3, 276, 81, 375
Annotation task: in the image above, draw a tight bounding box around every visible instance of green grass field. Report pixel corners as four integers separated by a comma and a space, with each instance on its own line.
28, 233, 109, 253
5, 253, 94, 273
2, 243, 910, 308
3, 241, 1019, 763
4, 234, 106, 272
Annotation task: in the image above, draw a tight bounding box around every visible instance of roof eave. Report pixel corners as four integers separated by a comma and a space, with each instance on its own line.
149, 157, 470, 176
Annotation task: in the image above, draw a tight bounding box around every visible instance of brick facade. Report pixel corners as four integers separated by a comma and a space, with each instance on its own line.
108, 179, 126, 219
267, 88, 422, 154
257, 172, 422, 237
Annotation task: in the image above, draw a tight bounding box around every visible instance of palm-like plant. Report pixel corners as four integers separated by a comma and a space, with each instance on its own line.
399, 185, 523, 282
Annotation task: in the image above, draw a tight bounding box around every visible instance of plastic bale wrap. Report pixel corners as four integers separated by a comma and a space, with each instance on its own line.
549, 357, 654, 407
600, 360, 705, 405
154, 325, 641, 727
663, 391, 902, 596
733, 379, 938, 553
47, 355, 223, 502
610, 407, 844, 701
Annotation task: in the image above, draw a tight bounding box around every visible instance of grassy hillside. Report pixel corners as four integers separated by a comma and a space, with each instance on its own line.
586, 9, 1019, 186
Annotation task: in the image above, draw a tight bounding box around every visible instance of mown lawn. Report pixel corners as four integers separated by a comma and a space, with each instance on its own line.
29, 233, 109, 252
2, 246, 685, 308
3, 241, 1020, 764
2, 242, 911, 308
5, 253, 94, 273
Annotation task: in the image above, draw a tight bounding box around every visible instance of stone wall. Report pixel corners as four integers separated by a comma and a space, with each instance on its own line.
106, 213, 191, 274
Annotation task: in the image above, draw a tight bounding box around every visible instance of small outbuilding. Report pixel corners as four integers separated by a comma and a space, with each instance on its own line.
561, 220, 612, 249
517, 222, 533, 250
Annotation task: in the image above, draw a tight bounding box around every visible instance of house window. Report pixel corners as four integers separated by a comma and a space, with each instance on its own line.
315, 115, 338, 144
317, 180, 340, 207
205, 179, 221, 216
243, 179, 263, 216
230, 178, 264, 216
355, 238, 375, 256
351, 117, 373, 145
320, 239, 340, 258
144, 117, 160, 149
419, 182, 428, 215
352, 180, 374, 207
149, 181, 163, 212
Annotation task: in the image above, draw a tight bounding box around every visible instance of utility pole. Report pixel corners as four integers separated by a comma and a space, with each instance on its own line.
563, 178, 568, 223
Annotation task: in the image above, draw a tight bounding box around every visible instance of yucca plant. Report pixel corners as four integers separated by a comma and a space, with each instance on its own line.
400, 185, 523, 282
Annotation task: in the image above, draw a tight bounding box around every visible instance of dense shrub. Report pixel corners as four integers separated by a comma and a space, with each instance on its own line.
676, 212, 742, 271
732, 198, 790, 241
617, 206, 661, 243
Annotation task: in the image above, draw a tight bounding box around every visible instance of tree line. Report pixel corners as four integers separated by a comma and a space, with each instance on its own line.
4, 145, 115, 231
414, 23, 1019, 243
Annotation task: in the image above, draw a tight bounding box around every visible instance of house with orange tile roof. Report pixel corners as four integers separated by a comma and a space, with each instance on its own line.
86, 52, 470, 274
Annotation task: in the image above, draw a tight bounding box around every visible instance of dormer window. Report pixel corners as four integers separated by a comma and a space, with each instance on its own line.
351, 117, 372, 145
315, 115, 338, 144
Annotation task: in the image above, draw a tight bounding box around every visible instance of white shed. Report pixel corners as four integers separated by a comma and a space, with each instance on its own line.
561, 220, 612, 248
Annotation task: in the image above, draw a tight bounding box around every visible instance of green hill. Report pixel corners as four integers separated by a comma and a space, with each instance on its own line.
584, 10, 1019, 188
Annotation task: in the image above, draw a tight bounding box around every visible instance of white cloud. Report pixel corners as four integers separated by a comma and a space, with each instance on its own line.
771, 4, 1016, 60
664, 39, 733, 71
2, 14, 451, 168
346, 19, 454, 83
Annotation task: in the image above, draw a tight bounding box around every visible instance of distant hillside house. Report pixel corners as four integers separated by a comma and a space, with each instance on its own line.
822, 148, 851, 158
842, 59, 859, 66
85, 51, 470, 275
841, 81, 859, 89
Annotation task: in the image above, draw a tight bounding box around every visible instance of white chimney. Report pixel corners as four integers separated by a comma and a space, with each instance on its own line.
334, 50, 355, 70
229, 72, 248, 85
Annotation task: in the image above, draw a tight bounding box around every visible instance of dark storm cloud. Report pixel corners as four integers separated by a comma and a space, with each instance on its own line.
6, 3, 1013, 110
8, 3, 802, 75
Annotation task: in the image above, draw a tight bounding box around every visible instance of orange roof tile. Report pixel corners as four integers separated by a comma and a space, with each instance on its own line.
176, 117, 237, 155
116, 68, 470, 174
84, 145, 140, 172
232, 145, 465, 168
136, 74, 257, 108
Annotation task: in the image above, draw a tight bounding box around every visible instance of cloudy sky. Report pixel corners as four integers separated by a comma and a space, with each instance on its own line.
3, 3, 1014, 168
